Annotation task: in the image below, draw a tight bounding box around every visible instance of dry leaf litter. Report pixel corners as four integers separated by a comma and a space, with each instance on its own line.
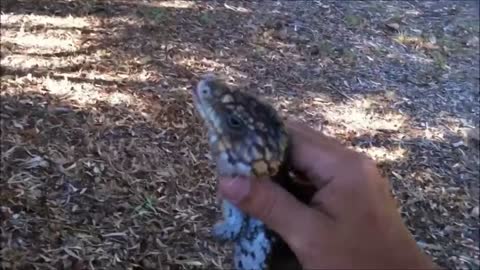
1, 1, 479, 269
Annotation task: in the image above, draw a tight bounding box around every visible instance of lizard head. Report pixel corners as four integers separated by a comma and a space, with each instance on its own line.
192, 73, 289, 178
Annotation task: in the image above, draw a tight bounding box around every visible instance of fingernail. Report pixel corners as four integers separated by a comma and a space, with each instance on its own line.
218, 176, 251, 204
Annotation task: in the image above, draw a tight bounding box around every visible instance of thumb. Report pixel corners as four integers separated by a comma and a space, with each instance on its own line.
218, 176, 321, 245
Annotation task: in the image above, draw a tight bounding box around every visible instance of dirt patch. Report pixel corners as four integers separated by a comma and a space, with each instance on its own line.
1, 1, 479, 269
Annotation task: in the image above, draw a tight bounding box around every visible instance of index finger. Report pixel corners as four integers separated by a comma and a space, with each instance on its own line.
285, 119, 356, 188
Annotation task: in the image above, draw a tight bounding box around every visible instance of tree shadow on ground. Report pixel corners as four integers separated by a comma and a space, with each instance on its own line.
349, 130, 479, 269
0, 87, 225, 269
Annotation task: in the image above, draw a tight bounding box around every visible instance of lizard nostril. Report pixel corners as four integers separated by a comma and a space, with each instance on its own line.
227, 115, 243, 129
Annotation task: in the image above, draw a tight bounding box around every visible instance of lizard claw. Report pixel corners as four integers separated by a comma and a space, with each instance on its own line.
212, 221, 238, 241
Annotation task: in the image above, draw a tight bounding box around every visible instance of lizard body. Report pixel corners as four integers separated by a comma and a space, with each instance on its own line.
192, 74, 315, 270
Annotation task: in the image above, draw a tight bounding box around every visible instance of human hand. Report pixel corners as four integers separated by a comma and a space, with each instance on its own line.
218, 120, 439, 269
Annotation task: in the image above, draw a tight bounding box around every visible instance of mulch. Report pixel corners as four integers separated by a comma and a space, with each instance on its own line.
1, 1, 479, 269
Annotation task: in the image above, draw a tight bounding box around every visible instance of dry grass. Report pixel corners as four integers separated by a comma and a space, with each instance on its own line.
1, 1, 479, 269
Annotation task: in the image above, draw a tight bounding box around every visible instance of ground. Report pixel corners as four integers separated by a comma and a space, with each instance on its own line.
0, 0, 479, 269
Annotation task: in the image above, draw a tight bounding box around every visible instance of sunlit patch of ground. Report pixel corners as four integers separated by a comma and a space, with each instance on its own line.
358, 145, 408, 162
2, 33, 80, 53
155, 0, 195, 9
41, 77, 142, 106
323, 98, 407, 132
2, 54, 78, 70
1, 14, 92, 55
1, 13, 90, 27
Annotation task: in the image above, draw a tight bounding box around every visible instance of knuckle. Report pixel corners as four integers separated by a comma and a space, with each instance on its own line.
260, 188, 279, 222
249, 180, 280, 222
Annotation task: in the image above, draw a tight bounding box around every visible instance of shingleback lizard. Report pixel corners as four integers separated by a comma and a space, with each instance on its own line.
192, 73, 316, 270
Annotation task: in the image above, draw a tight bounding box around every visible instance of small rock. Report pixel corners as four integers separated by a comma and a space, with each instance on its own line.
467, 127, 480, 140
23, 155, 49, 169
452, 141, 464, 148
417, 241, 443, 251
471, 206, 479, 217
466, 36, 479, 47
50, 107, 73, 114
386, 22, 400, 31
411, 28, 423, 34
138, 56, 152, 64
461, 127, 480, 145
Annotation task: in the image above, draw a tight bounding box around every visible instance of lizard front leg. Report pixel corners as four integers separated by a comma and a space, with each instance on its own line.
212, 199, 246, 241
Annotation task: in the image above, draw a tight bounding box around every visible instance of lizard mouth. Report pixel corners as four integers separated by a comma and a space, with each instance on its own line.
192, 79, 214, 130
191, 79, 204, 109
192, 74, 229, 135
191, 83, 199, 97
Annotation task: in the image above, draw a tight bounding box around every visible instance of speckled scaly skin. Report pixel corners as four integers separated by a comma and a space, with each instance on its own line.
192, 74, 314, 270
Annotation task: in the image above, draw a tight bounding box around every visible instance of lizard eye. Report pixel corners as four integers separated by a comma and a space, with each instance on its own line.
226, 114, 244, 130
200, 86, 210, 96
